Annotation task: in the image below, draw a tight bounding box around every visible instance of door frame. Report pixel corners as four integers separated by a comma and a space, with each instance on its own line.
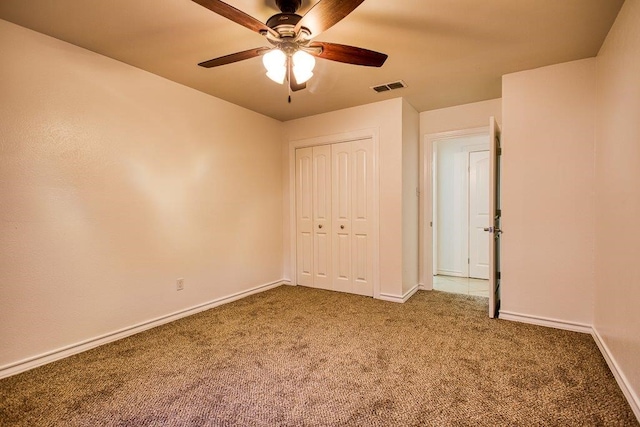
420, 126, 489, 290
288, 128, 380, 299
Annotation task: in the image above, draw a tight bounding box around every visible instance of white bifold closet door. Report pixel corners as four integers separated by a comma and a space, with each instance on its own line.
295, 139, 374, 296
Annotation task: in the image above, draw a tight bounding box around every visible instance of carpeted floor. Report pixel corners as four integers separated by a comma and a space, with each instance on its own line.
0, 286, 637, 426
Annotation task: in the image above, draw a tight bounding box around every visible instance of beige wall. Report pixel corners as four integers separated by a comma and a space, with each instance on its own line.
283, 98, 406, 298
402, 100, 420, 294
501, 58, 596, 325
420, 98, 502, 136
0, 20, 284, 370
594, 0, 640, 413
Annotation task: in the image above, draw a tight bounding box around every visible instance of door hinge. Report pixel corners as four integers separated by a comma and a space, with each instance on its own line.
468, 258, 470, 264
497, 147, 502, 156
496, 209, 502, 218
496, 271, 501, 280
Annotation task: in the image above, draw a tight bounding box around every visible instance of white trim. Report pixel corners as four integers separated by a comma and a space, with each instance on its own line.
592, 327, 640, 421
499, 310, 592, 334
379, 283, 420, 303
0, 280, 286, 380
288, 128, 380, 299
378, 294, 404, 303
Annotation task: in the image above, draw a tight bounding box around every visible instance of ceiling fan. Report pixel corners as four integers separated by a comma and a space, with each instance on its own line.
192, 0, 388, 98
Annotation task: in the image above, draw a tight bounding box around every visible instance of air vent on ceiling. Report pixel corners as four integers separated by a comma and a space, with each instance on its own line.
371, 80, 407, 93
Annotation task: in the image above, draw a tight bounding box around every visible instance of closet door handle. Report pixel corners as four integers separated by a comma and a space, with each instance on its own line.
318, 224, 323, 229
340, 225, 345, 229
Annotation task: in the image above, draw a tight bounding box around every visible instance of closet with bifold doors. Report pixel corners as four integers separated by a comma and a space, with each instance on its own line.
295, 138, 375, 297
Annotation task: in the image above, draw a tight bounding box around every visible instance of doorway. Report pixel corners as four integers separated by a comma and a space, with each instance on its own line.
432, 133, 490, 297
421, 127, 488, 293
421, 119, 501, 317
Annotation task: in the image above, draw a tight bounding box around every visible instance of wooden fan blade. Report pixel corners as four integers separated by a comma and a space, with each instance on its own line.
309, 42, 388, 67
287, 58, 307, 92
198, 47, 270, 68
295, 0, 364, 38
192, 0, 278, 37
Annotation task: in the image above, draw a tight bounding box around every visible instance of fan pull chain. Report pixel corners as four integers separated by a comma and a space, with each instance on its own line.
287, 57, 292, 103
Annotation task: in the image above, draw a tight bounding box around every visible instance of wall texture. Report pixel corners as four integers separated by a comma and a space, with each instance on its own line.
0, 20, 284, 371
594, 0, 640, 413
420, 98, 502, 136
401, 100, 420, 295
501, 58, 596, 326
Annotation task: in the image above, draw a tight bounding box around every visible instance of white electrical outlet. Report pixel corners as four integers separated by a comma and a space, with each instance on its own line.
176, 278, 184, 291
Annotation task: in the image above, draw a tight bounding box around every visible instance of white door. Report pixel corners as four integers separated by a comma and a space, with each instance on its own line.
331, 139, 374, 296
295, 147, 314, 287
469, 150, 490, 279
331, 142, 351, 293
488, 117, 502, 318
296, 139, 375, 297
312, 145, 332, 289
296, 146, 332, 289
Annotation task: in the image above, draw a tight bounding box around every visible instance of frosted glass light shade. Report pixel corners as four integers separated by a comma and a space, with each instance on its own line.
263, 49, 286, 84
292, 50, 316, 84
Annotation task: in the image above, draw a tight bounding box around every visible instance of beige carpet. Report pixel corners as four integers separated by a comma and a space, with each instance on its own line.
1, 286, 637, 426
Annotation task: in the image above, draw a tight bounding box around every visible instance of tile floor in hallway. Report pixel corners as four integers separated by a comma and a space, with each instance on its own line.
432, 275, 489, 297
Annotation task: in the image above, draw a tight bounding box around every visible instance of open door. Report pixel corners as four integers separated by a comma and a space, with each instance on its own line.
487, 117, 502, 318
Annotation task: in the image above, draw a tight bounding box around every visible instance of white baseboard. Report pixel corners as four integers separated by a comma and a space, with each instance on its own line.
591, 327, 640, 422
0, 280, 286, 380
499, 310, 592, 334
418, 282, 432, 291
379, 284, 420, 303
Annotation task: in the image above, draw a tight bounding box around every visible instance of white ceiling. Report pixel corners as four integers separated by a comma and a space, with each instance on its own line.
0, 0, 624, 121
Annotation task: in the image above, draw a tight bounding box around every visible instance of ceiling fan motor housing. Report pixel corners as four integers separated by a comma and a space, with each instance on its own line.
266, 13, 302, 33
275, 0, 302, 13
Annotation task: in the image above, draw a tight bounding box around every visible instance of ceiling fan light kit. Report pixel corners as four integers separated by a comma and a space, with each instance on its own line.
291, 50, 315, 84
262, 48, 315, 85
263, 49, 287, 84
192, 0, 388, 100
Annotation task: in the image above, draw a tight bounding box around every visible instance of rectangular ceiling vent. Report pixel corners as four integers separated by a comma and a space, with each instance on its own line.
371, 80, 407, 93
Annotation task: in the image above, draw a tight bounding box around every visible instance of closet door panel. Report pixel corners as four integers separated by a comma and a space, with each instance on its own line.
313, 145, 332, 288
336, 234, 351, 280
354, 234, 368, 282
351, 138, 374, 296
332, 142, 352, 292
295, 147, 314, 287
